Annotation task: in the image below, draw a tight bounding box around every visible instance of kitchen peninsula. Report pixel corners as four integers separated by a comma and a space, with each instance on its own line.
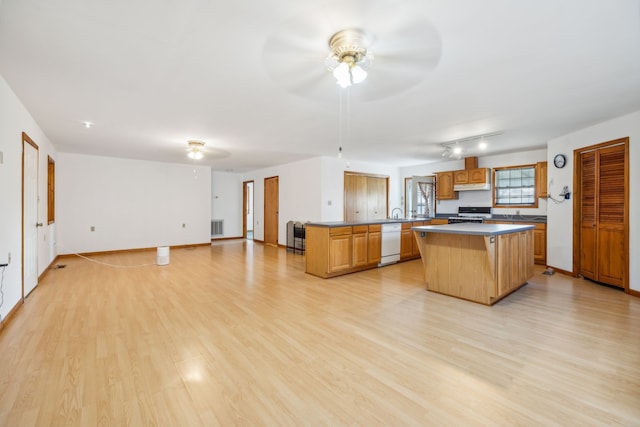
412, 223, 535, 305
305, 219, 429, 278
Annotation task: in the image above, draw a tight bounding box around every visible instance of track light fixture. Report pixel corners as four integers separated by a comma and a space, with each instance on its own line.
439, 132, 502, 159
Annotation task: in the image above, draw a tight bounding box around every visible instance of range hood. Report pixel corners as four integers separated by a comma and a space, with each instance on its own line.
454, 182, 491, 191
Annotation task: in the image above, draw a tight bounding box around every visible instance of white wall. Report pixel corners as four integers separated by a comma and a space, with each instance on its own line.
238, 156, 401, 245
0, 74, 57, 321
547, 111, 639, 291
57, 153, 211, 254
400, 148, 548, 216
211, 171, 243, 238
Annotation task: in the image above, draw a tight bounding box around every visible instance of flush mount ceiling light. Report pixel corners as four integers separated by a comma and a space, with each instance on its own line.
187, 140, 205, 160
326, 29, 373, 88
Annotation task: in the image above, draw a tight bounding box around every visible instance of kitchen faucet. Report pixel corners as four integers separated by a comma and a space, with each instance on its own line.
391, 208, 403, 219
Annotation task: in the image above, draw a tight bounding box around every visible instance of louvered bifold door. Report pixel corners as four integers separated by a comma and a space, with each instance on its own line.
580, 151, 597, 280
596, 145, 625, 287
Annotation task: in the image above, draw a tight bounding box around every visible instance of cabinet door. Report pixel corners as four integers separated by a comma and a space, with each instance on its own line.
400, 229, 413, 259
368, 231, 381, 264
536, 162, 548, 198
533, 227, 546, 265
469, 168, 488, 184
352, 232, 368, 267
436, 172, 456, 200
453, 170, 469, 185
411, 221, 424, 256
329, 234, 352, 273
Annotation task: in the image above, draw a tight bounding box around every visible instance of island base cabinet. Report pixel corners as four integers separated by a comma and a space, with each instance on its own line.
415, 228, 534, 305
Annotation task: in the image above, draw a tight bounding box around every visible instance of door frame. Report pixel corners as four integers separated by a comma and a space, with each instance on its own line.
242, 180, 254, 239
572, 137, 629, 292
22, 132, 39, 299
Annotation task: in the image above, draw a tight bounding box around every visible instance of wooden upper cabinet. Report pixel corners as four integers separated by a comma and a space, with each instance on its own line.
453, 170, 469, 185
436, 171, 456, 200
469, 168, 488, 184
453, 168, 488, 185
536, 161, 548, 198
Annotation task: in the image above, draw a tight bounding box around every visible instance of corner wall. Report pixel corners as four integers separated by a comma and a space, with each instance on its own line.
547, 110, 639, 291
57, 153, 212, 254
0, 74, 57, 321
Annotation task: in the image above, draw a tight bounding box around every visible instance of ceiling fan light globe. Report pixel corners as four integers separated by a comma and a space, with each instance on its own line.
188, 151, 203, 160
351, 65, 367, 84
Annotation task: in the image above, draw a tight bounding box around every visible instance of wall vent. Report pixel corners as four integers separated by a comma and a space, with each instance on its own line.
211, 220, 224, 236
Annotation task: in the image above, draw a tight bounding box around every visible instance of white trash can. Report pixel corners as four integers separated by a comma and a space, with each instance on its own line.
157, 246, 170, 266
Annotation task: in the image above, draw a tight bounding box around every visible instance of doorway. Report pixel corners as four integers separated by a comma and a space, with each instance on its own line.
573, 138, 628, 291
22, 132, 39, 298
264, 176, 279, 246
243, 181, 254, 240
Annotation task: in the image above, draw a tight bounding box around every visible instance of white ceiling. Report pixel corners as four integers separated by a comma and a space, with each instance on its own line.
1, 0, 639, 172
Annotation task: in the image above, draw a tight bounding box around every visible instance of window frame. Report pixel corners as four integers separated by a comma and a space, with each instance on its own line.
492, 164, 539, 208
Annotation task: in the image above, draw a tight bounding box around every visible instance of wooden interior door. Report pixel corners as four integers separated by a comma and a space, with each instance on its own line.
23, 133, 39, 297
576, 140, 627, 288
264, 176, 279, 246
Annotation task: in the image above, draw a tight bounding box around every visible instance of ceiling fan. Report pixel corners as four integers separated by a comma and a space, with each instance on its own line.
262, 0, 442, 103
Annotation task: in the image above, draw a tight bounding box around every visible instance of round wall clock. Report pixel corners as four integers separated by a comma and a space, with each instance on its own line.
553, 154, 567, 168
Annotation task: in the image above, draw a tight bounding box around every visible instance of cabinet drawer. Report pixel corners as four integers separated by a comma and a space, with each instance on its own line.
368, 224, 381, 232
330, 226, 352, 236
353, 225, 368, 233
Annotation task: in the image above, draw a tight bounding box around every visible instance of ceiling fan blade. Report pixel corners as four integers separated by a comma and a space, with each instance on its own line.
262, 0, 443, 103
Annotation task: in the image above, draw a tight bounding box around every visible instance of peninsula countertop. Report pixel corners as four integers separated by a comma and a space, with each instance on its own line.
412, 223, 534, 236
306, 218, 427, 227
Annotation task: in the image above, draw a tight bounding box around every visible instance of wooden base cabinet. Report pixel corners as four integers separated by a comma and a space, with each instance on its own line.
401, 221, 426, 260
485, 221, 546, 265
306, 224, 382, 278
368, 225, 382, 265
413, 226, 534, 305
352, 225, 369, 268
328, 227, 352, 274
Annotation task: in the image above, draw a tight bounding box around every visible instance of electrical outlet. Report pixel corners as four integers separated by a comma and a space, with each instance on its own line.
90, 226, 95, 232
182, 223, 186, 228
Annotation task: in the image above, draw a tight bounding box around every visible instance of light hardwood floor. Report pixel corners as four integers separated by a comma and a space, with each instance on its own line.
1, 240, 639, 426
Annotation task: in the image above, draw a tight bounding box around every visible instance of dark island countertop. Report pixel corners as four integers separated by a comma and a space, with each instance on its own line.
412, 223, 535, 236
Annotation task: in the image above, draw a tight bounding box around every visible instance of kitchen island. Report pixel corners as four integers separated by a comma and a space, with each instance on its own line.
412, 223, 535, 305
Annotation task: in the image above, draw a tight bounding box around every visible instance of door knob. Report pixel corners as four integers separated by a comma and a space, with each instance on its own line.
36, 222, 43, 227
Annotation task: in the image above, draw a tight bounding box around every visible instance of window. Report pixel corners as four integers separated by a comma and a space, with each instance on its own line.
493, 165, 538, 208
47, 156, 55, 224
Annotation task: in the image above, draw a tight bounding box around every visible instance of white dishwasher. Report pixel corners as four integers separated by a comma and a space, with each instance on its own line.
379, 222, 402, 266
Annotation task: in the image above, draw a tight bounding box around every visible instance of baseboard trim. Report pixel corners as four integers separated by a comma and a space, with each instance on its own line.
628, 289, 640, 298
546, 265, 576, 277
58, 243, 211, 258
211, 236, 244, 241
0, 298, 23, 334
